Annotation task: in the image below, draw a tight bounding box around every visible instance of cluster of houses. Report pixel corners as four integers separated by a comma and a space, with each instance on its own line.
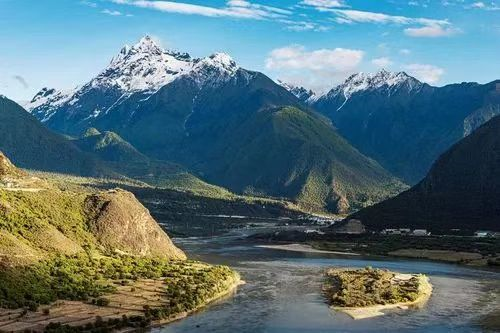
380, 228, 430, 236
474, 230, 500, 238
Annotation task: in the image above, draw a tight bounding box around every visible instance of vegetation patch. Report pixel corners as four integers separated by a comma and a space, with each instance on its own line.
0, 254, 239, 331
323, 267, 425, 308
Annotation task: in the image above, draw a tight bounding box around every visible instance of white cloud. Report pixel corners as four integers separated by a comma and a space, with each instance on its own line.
266, 45, 363, 71
403, 63, 444, 84
467, 1, 500, 10
404, 24, 459, 37
471, 1, 486, 8
80, 1, 98, 8
101, 9, 124, 16
300, 0, 347, 9
319, 8, 459, 38
371, 57, 393, 68
278, 19, 329, 31
331, 9, 450, 26
112, 0, 290, 19
399, 48, 411, 55
265, 44, 364, 91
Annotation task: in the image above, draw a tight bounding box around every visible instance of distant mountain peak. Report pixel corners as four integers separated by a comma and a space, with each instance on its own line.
317, 70, 423, 109
26, 36, 244, 124
277, 80, 316, 102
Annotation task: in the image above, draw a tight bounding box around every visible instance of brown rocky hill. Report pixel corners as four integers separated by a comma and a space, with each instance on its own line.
85, 189, 186, 259
0, 151, 185, 266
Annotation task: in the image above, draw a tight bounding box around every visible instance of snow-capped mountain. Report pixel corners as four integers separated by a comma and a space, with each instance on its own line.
311, 69, 500, 184
277, 80, 316, 103
278, 70, 422, 108
318, 69, 424, 110
27, 36, 241, 123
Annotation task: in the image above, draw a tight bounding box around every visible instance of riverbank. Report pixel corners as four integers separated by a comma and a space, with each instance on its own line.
0, 274, 243, 332
150, 277, 245, 331
257, 243, 360, 256
324, 268, 432, 320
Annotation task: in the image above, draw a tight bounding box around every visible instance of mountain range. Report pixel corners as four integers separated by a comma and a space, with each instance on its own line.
24, 36, 404, 213
302, 70, 500, 184
351, 114, 500, 231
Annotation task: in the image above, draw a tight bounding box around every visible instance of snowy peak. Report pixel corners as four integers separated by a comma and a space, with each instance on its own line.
277, 80, 316, 102
331, 69, 423, 99
133, 35, 163, 54
30, 87, 58, 103
190, 52, 240, 85
28, 87, 75, 111
95, 37, 240, 92
26, 36, 243, 120
96, 36, 196, 92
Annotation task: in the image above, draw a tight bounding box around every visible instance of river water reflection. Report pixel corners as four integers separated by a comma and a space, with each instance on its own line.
156, 233, 500, 333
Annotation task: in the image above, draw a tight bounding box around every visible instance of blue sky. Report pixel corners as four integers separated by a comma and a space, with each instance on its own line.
1, 0, 499, 101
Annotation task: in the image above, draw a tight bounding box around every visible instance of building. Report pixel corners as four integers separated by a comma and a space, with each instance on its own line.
412, 229, 430, 236
304, 229, 325, 235
381, 229, 401, 235
331, 219, 366, 234
474, 230, 498, 238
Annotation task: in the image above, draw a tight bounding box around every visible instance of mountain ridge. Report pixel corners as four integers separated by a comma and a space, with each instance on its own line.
351, 115, 500, 231
23, 37, 405, 214
302, 71, 500, 183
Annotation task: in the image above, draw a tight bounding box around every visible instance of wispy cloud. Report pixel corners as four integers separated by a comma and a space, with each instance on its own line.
403, 63, 444, 84
299, 0, 347, 9
309, 7, 460, 38
12, 75, 29, 89
404, 24, 460, 37
102, 9, 124, 16
467, 1, 500, 10
278, 19, 329, 31
80, 1, 98, 8
372, 57, 393, 68
330, 9, 449, 26
111, 0, 290, 19
266, 44, 364, 91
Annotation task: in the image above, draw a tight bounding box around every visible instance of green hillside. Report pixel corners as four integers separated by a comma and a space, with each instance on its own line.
352, 115, 500, 231
0, 96, 110, 177
73, 128, 235, 199
204, 106, 406, 213
0, 153, 238, 330
75, 128, 150, 164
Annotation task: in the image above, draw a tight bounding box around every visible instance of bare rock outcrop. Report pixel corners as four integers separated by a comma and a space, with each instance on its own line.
85, 189, 186, 260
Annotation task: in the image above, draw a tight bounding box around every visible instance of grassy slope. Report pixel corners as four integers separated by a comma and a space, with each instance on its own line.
0, 96, 111, 177
73, 129, 236, 199
209, 106, 406, 214
0, 160, 238, 326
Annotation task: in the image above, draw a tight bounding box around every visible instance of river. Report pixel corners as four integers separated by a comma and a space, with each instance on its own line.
155, 231, 500, 333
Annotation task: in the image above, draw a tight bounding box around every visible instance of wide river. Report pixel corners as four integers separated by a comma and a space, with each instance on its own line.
156, 231, 500, 333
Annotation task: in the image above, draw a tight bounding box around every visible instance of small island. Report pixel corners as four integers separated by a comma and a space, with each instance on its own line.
323, 267, 432, 320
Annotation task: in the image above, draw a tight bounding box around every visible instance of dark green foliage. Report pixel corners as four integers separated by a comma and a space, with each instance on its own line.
0, 253, 237, 312
74, 130, 149, 164
313, 79, 500, 183
324, 267, 421, 307
29, 68, 405, 214
352, 115, 500, 231
0, 96, 110, 177
193, 106, 405, 213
